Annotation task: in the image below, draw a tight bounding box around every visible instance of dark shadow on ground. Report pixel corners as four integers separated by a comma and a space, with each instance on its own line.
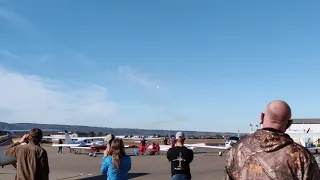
127, 154, 138, 157
79, 173, 150, 180
193, 151, 213, 154
203, 154, 225, 157
0, 172, 15, 174
204, 143, 223, 146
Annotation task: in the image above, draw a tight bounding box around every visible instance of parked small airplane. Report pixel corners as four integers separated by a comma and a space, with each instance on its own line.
50, 132, 136, 157
142, 143, 208, 152
192, 131, 241, 156
0, 129, 60, 168
52, 132, 227, 156
43, 133, 162, 142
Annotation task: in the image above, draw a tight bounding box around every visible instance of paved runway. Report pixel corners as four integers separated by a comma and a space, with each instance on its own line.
1, 145, 227, 180
2, 137, 319, 180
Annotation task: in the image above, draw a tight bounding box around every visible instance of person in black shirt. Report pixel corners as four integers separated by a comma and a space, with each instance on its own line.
167, 132, 194, 180
163, 137, 168, 145
141, 137, 146, 147
171, 136, 176, 148
57, 139, 63, 154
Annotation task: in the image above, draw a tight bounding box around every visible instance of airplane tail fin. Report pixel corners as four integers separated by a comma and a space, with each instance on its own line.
0, 130, 17, 138
64, 131, 74, 144
300, 137, 306, 147
222, 135, 227, 141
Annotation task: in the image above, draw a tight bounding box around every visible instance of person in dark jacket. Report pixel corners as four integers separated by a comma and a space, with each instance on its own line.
5, 128, 50, 180
163, 137, 168, 145
58, 139, 63, 154
225, 100, 320, 180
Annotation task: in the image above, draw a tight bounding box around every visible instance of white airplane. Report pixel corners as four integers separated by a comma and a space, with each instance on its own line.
50, 132, 135, 157
53, 132, 227, 156
50, 131, 104, 147
142, 135, 240, 154
206, 128, 320, 157
0, 130, 18, 168
43, 133, 162, 142
188, 131, 241, 156
121, 135, 163, 140
44, 132, 111, 143
143, 143, 209, 152
0, 129, 60, 168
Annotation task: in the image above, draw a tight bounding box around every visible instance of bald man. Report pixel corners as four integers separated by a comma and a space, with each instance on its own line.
224, 100, 320, 180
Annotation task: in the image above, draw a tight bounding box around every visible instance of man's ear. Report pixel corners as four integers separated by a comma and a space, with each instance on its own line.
286, 120, 293, 129
260, 113, 264, 124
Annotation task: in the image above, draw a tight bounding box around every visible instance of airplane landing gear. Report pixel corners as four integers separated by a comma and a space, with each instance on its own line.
12, 163, 17, 169
89, 152, 97, 157
219, 151, 225, 156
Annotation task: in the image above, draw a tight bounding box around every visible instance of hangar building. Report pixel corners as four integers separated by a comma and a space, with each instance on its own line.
289, 118, 320, 132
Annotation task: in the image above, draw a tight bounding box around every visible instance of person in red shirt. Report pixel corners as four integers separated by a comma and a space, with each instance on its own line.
156, 143, 160, 155
149, 142, 160, 155
138, 137, 147, 155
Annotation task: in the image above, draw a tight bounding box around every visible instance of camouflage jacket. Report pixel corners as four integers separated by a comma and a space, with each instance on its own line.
224, 129, 320, 180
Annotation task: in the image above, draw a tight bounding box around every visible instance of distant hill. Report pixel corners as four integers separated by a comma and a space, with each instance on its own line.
0, 122, 241, 137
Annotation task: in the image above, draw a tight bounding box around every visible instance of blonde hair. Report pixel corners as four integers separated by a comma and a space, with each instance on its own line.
107, 138, 126, 169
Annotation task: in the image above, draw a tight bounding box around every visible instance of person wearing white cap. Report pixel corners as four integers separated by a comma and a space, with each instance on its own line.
166, 132, 194, 180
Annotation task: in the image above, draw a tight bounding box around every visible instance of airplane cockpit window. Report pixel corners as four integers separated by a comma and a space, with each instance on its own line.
84, 139, 93, 143
228, 136, 240, 141
0, 131, 9, 136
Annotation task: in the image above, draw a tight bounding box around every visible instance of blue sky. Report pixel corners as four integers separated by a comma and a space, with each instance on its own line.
0, 1, 319, 133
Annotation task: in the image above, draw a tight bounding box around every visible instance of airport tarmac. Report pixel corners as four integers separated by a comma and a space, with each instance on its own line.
1, 139, 227, 180
2, 139, 320, 180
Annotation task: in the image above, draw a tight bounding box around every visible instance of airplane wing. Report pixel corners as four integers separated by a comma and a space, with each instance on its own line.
44, 136, 162, 140
43, 136, 105, 140
62, 145, 132, 150
159, 145, 171, 151
69, 146, 91, 149
144, 143, 220, 152
52, 144, 81, 147
307, 147, 320, 150
43, 136, 60, 139
122, 137, 162, 140
154, 145, 197, 151
185, 143, 229, 150
188, 145, 229, 150
80, 137, 105, 140
69, 145, 133, 149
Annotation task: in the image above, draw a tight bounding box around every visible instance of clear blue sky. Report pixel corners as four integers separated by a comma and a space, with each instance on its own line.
0, 1, 319, 133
